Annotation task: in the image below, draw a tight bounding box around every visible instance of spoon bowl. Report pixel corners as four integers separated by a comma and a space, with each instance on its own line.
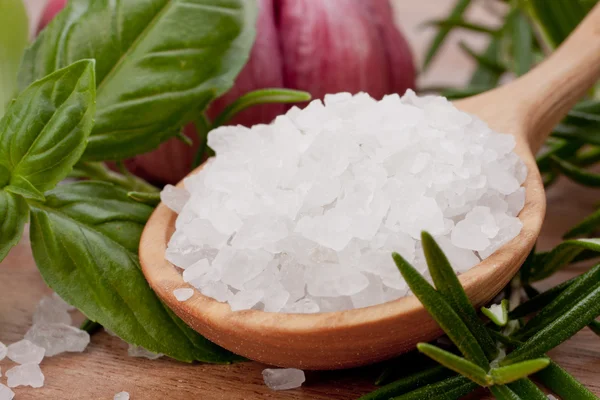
140, 5, 600, 370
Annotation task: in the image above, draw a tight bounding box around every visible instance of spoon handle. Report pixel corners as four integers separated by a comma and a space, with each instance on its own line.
508, 3, 600, 152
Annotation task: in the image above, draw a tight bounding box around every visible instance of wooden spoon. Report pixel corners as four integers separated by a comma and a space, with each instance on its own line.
140, 5, 600, 370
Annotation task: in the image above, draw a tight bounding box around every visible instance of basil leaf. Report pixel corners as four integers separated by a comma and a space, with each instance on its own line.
19, 0, 257, 161
0, 60, 96, 194
0, 190, 28, 262
0, 0, 28, 117
28, 181, 240, 363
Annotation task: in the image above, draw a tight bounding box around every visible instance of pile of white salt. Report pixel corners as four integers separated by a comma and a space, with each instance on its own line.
163, 91, 526, 313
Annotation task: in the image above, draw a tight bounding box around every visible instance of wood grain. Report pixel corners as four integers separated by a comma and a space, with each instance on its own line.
1, 175, 599, 399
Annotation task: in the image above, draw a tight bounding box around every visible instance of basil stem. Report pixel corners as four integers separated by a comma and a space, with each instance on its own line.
211, 88, 311, 129
74, 162, 158, 193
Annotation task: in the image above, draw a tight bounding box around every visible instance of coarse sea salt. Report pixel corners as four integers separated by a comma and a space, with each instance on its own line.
7, 340, 45, 365
164, 91, 527, 313
0, 383, 14, 400
114, 391, 130, 400
262, 368, 306, 391
6, 364, 45, 388
0, 341, 6, 360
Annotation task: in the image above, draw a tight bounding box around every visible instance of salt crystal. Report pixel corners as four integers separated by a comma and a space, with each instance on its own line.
164, 91, 526, 313
546, 396, 558, 400
7, 340, 45, 364
114, 392, 130, 400
161, 184, 190, 213
173, 288, 194, 301
262, 368, 305, 391
0, 341, 6, 360
128, 345, 163, 360
229, 290, 264, 312
25, 323, 90, 357
0, 384, 14, 400
6, 364, 44, 388
33, 296, 73, 325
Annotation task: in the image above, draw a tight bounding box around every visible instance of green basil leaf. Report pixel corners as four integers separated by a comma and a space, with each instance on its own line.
28, 181, 240, 363
527, 238, 600, 281
516, 264, 600, 340
416, 343, 490, 387
0, 0, 28, 117
19, 0, 257, 161
392, 252, 489, 368
421, 232, 497, 360
390, 375, 478, 400
422, 0, 472, 70
0, 190, 28, 262
490, 358, 550, 385
506, 379, 547, 400
502, 281, 600, 364
363, 366, 453, 399
535, 361, 598, 400
489, 385, 524, 400
0, 59, 96, 194
481, 299, 509, 327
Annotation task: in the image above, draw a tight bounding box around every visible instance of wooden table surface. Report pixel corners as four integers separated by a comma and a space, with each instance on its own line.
4, 1, 600, 399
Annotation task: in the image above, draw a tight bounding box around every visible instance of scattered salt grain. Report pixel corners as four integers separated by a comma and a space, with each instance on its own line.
164, 91, 527, 313
0, 341, 6, 360
173, 288, 194, 301
127, 345, 163, 360
33, 296, 73, 325
547, 396, 558, 400
262, 368, 305, 391
0, 383, 14, 400
6, 364, 44, 388
114, 392, 130, 400
7, 340, 45, 364
25, 323, 90, 357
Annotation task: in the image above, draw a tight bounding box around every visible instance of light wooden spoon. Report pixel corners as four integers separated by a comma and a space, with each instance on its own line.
140, 5, 600, 370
